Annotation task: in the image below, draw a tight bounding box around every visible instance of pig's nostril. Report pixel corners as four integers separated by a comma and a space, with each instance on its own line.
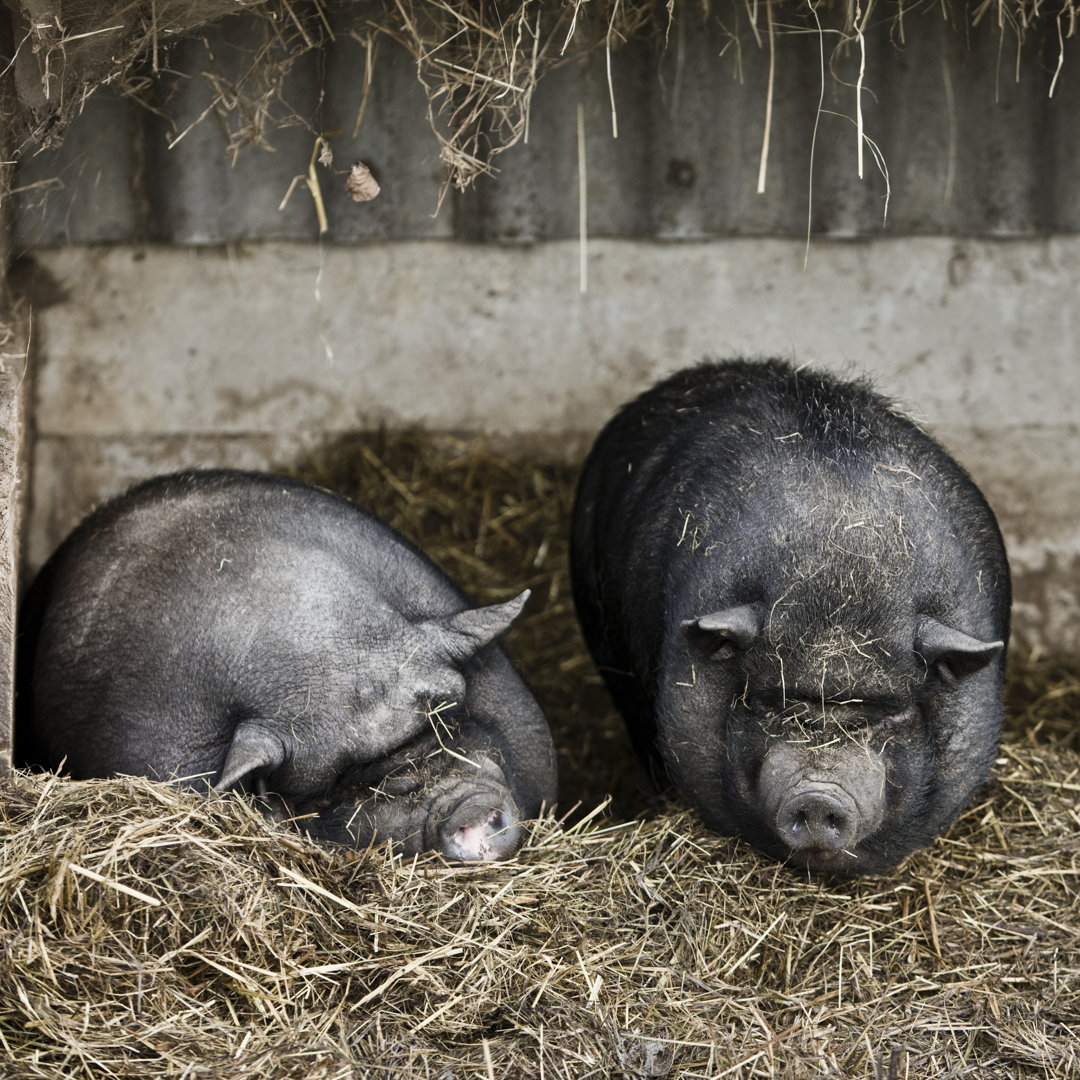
777, 790, 857, 854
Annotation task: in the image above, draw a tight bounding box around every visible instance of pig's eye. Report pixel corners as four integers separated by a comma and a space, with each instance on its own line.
421, 696, 464, 726
709, 639, 740, 662
931, 659, 961, 688
876, 705, 917, 727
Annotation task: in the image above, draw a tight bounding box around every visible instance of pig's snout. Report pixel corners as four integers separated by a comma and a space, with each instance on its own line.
758, 740, 886, 867
775, 784, 858, 855
439, 795, 522, 862
424, 759, 524, 862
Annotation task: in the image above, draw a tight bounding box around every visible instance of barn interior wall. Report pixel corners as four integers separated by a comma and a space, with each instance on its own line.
20, 235, 1080, 655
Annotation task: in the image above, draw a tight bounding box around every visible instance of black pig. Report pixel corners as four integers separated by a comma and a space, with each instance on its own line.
571, 360, 1010, 876
17, 469, 557, 861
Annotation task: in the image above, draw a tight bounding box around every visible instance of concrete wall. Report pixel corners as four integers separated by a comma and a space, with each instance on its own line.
21, 236, 1080, 654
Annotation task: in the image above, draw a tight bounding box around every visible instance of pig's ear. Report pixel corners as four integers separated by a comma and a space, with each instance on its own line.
214, 722, 288, 792
915, 616, 1003, 679
682, 604, 761, 659
431, 590, 530, 661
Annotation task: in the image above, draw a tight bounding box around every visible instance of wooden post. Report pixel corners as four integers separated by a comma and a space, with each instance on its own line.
0, 212, 27, 771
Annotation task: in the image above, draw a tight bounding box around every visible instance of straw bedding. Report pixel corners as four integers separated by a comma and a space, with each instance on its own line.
2, 431, 1078, 1079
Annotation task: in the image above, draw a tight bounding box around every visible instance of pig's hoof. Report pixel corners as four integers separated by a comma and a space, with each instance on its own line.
776, 789, 858, 855
439, 801, 522, 862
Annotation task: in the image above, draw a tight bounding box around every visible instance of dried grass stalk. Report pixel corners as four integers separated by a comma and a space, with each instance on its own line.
4, 0, 1077, 203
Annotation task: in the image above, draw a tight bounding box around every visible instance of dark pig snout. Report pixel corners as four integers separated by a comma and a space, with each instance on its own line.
777, 787, 857, 854
759, 741, 886, 864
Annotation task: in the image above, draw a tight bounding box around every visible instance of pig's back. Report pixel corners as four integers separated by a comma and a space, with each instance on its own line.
16, 470, 466, 779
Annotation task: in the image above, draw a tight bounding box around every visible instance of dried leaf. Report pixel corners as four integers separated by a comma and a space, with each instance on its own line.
344, 161, 380, 203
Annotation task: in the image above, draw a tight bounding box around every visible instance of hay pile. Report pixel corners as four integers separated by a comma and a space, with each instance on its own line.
1, 0, 657, 205
2, 745, 1078, 1079
2, 0, 1077, 202
2, 432, 1078, 1078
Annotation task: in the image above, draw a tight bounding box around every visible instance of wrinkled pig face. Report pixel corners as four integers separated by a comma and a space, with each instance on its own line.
722, 697, 930, 876
213, 592, 533, 864
292, 745, 524, 862
352, 635, 471, 750
664, 605, 1003, 877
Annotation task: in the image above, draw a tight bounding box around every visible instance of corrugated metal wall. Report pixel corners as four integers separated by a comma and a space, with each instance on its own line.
12, 5, 1080, 248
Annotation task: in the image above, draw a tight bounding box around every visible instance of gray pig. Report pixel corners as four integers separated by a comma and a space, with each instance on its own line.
17, 469, 557, 861
571, 360, 1010, 876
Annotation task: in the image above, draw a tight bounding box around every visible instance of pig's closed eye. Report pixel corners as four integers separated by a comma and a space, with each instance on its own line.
877, 705, 916, 727
930, 658, 960, 687
709, 640, 740, 662
422, 695, 462, 721
820, 699, 914, 728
